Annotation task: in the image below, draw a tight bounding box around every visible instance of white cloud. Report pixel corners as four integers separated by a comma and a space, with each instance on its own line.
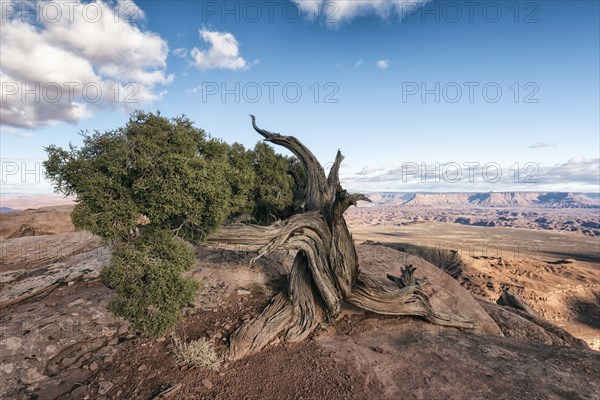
354, 59, 364, 68
293, 0, 431, 25
0, 126, 34, 139
173, 48, 188, 58
191, 28, 248, 71
543, 158, 600, 186
341, 158, 600, 192
529, 142, 557, 149
357, 165, 386, 175
377, 59, 390, 70
0, 0, 172, 129
186, 86, 202, 94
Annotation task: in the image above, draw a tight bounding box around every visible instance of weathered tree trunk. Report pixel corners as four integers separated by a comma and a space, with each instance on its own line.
207, 116, 474, 360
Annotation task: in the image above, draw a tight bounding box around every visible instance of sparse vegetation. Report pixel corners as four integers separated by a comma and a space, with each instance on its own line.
389, 243, 465, 279
172, 337, 222, 370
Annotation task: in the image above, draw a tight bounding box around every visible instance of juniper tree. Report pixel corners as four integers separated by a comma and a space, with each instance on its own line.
44, 111, 298, 337
45, 111, 473, 354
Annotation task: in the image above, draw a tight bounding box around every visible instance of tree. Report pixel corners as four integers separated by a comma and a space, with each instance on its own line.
207, 116, 475, 360
45, 111, 473, 355
43, 111, 297, 337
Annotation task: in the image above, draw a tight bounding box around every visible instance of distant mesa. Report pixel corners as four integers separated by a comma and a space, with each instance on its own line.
0, 205, 75, 240
0, 207, 15, 213
368, 192, 600, 209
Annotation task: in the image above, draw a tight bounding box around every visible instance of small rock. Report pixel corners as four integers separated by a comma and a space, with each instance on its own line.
236, 289, 251, 296
0, 363, 14, 374
98, 381, 113, 395
67, 281, 75, 286
224, 324, 231, 330
117, 325, 129, 336
70, 384, 87, 397
138, 364, 146, 371
21, 368, 43, 384
89, 362, 98, 371
147, 372, 157, 380
202, 378, 213, 389
3, 337, 23, 351
154, 384, 181, 398
155, 337, 166, 342
370, 346, 388, 354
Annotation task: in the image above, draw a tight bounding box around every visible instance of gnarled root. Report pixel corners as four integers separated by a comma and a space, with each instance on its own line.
228, 252, 327, 361
346, 271, 476, 330
228, 293, 295, 361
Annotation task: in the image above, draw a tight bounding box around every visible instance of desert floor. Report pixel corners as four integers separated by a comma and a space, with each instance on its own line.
1, 206, 599, 399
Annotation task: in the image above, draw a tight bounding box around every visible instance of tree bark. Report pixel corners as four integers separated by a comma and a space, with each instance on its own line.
207, 116, 474, 360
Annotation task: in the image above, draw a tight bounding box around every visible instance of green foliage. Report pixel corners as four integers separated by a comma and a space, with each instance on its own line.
44, 110, 303, 338
251, 142, 296, 224
45, 111, 237, 242
101, 229, 199, 338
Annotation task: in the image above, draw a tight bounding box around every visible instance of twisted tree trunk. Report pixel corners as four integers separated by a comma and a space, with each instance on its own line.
207, 116, 474, 360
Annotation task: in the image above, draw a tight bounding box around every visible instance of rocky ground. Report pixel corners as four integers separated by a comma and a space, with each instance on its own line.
1, 207, 599, 399
350, 221, 600, 350
0, 205, 76, 241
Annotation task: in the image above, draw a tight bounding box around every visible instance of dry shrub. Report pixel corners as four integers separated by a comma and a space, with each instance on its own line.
172, 337, 222, 370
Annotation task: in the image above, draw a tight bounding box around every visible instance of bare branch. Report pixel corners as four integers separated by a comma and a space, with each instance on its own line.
250, 115, 329, 210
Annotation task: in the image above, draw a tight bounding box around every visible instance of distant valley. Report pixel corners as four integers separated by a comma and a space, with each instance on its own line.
346, 192, 600, 237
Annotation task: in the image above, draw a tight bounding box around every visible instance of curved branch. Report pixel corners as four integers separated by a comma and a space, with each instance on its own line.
250, 115, 328, 211
206, 212, 326, 257
327, 150, 344, 190
331, 189, 371, 220
288, 163, 306, 212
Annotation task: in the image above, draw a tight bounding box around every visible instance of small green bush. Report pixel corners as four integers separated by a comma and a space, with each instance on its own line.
101, 229, 199, 338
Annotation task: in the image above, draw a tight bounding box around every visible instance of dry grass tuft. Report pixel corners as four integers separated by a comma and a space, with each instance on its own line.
172, 337, 222, 370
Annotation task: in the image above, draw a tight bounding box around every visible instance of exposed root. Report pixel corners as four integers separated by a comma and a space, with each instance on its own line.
228, 293, 295, 361
346, 272, 476, 330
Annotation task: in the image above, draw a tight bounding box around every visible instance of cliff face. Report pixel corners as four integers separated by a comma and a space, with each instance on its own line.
365, 192, 599, 208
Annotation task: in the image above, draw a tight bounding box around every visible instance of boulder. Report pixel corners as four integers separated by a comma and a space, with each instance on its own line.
356, 243, 503, 336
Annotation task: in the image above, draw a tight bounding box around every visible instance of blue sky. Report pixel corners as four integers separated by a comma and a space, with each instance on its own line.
1, 0, 599, 199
